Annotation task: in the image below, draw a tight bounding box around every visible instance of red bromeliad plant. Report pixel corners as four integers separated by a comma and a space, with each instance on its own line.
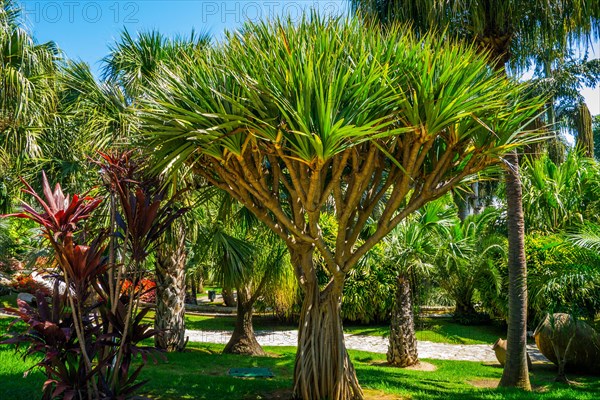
96, 151, 186, 387
9, 172, 102, 240
1, 160, 181, 399
97, 151, 186, 263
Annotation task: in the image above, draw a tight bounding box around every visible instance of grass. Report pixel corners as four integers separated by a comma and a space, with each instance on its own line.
342, 318, 505, 345
1, 319, 599, 400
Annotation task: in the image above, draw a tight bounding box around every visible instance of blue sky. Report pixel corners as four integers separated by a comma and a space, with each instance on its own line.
19, 0, 599, 114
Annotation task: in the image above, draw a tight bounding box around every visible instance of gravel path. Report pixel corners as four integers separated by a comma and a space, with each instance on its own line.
0, 310, 547, 363
186, 329, 549, 363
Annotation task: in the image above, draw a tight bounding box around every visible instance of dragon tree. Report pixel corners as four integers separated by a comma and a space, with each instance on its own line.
140, 16, 545, 400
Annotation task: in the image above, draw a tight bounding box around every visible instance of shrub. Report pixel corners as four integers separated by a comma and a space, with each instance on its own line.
526, 233, 600, 322
10, 274, 51, 296
122, 278, 157, 303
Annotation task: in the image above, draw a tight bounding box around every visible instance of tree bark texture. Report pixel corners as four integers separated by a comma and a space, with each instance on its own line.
223, 285, 265, 356
387, 274, 419, 367
155, 224, 188, 352
292, 250, 363, 400
499, 151, 531, 390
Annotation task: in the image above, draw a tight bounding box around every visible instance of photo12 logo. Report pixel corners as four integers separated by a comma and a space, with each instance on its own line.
22, 1, 140, 24
200, 1, 344, 24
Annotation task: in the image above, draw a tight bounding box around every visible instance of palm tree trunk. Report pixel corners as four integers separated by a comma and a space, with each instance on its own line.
575, 102, 594, 158
223, 284, 265, 356
499, 151, 531, 390
454, 302, 478, 323
189, 276, 198, 305
387, 274, 419, 367
291, 248, 362, 400
197, 274, 204, 294
155, 223, 187, 352
222, 285, 237, 307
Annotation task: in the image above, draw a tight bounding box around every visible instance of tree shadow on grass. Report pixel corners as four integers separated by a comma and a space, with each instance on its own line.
140, 344, 295, 400
0, 347, 44, 400
356, 356, 600, 400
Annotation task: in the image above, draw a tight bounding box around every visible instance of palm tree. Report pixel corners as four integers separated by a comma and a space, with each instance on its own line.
102, 29, 210, 100
574, 102, 594, 158
140, 16, 545, 400
187, 198, 293, 356
102, 30, 211, 352
521, 152, 600, 233
529, 55, 600, 160
384, 197, 455, 367
351, 0, 600, 389
154, 220, 188, 351
0, 0, 59, 210
435, 209, 506, 321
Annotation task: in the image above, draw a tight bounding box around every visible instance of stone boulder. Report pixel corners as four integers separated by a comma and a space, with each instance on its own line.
534, 313, 600, 373
17, 292, 36, 306
0, 272, 13, 296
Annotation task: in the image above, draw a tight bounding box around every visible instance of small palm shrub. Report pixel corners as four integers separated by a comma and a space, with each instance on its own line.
434, 209, 506, 324
526, 233, 600, 322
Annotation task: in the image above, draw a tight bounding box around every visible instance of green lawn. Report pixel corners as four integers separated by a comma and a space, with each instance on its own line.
1, 333, 598, 400
319, 318, 505, 345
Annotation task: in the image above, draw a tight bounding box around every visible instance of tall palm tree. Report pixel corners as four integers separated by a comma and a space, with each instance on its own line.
351, 0, 600, 389
154, 220, 188, 352
140, 16, 545, 400
384, 197, 455, 367
529, 55, 600, 160
102, 29, 210, 100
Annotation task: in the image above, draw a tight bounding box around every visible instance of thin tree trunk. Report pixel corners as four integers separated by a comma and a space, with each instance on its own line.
197, 274, 204, 294
222, 285, 237, 307
453, 302, 479, 324
189, 275, 198, 305
453, 191, 470, 221
223, 285, 265, 356
499, 151, 531, 390
387, 274, 419, 367
291, 248, 363, 400
575, 102, 594, 158
155, 223, 188, 352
